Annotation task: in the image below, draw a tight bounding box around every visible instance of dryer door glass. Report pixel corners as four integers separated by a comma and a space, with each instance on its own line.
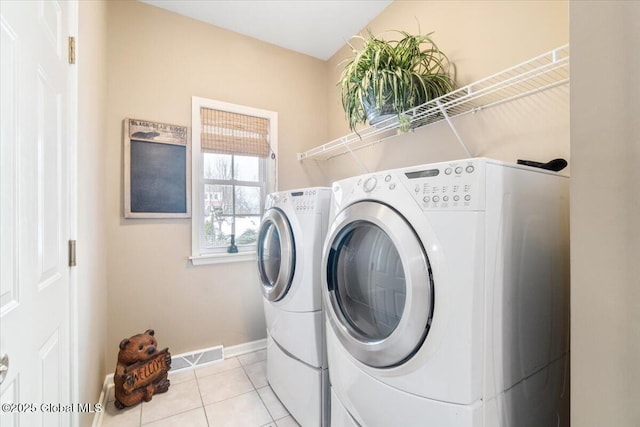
332, 222, 405, 340
257, 208, 295, 301
324, 201, 434, 368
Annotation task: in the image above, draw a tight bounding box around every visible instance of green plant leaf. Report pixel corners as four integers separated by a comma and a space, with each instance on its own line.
338, 27, 455, 132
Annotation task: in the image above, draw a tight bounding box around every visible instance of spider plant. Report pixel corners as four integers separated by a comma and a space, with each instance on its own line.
339, 29, 455, 132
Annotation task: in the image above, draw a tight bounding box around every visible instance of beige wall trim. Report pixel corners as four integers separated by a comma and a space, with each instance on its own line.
189, 251, 257, 266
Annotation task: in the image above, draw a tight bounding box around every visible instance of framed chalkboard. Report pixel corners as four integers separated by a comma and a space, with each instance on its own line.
124, 118, 191, 218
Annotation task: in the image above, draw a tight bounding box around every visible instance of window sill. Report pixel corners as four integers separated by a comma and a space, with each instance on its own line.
190, 251, 257, 266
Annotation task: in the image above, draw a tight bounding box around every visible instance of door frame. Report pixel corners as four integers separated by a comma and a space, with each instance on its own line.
67, 2, 80, 425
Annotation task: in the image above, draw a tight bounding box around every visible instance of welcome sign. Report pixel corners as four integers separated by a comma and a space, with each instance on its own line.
122, 348, 171, 392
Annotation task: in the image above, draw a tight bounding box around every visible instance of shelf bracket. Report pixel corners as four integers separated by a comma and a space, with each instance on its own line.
436, 99, 472, 158
343, 136, 369, 173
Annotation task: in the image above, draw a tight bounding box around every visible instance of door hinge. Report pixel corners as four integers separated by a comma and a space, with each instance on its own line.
68, 240, 77, 267
68, 36, 76, 64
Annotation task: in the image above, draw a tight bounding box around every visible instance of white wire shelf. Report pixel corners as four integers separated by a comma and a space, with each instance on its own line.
297, 44, 569, 162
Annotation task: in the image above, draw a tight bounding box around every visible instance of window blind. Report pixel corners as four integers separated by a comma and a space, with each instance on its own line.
200, 107, 271, 158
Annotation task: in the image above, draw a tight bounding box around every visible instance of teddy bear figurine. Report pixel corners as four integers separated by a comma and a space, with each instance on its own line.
113, 329, 171, 409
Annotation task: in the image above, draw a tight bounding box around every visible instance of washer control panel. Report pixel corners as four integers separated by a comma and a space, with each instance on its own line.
265, 188, 330, 212
290, 188, 322, 212
399, 159, 485, 211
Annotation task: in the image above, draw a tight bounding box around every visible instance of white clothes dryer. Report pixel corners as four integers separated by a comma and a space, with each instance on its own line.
322, 158, 569, 427
257, 187, 332, 426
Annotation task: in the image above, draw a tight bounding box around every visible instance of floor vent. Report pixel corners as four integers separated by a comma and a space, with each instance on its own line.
171, 345, 224, 371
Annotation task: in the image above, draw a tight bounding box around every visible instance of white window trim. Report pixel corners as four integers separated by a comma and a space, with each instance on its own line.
190, 96, 277, 265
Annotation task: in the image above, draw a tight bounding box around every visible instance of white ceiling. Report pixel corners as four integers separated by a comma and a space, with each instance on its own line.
138, 0, 393, 60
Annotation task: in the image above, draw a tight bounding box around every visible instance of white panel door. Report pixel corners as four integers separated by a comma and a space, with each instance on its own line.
1, 1, 74, 426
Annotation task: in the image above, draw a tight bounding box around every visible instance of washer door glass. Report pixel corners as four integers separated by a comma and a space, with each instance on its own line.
257, 208, 295, 301
324, 201, 434, 368
260, 222, 282, 285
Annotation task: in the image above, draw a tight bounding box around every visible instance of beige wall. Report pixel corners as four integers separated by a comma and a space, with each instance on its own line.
105, 1, 328, 368
77, 1, 109, 425
321, 0, 569, 181
570, 2, 640, 425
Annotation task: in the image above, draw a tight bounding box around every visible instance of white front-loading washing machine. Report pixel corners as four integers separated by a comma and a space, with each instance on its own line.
257, 187, 332, 426
322, 158, 570, 427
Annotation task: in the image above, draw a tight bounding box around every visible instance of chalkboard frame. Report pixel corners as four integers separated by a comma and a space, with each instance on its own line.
124, 118, 191, 218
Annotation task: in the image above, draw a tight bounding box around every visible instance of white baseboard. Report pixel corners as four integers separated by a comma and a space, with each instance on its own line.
224, 338, 267, 358
92, 338, 267, 426
91, 373, 113, 427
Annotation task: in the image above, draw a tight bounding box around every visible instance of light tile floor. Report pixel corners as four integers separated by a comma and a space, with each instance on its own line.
99, 350, 300, 427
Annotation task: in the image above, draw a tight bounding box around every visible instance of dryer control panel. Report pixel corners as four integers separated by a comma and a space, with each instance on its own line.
398, 159, 487, 211
334, 159, 487, 212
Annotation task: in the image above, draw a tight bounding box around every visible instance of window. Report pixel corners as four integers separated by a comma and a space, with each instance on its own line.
191, 97, 277, 264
